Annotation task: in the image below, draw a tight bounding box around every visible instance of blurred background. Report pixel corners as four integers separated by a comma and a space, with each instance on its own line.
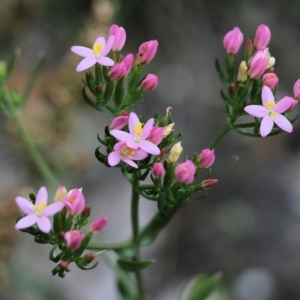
1, 0, 300, 299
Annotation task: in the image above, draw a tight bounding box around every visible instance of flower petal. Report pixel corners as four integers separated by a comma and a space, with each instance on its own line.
94, 37, 106, 47
98, 57, 115, 66
121, 157, 138, 168
274, 114, 293, 133
139, 140, 160, 155
108, 151, 121, 166
275, 96, 294, 114
128, 112, 140, 135
70, 46, 92, 58
15, 214, 37, 230
110, 130, 132, 142
37, 216, 52, 233
76, 57, 96, 72
36, 186, 48, 205
141, 118, 154, 139
15, 196, 34, 214
262, 86, 274, 106
102, 35, 115, 56
131, 149, 148, 160
244, 105, 266, 118
44, 202, 65, 216
260, 117, 274, 137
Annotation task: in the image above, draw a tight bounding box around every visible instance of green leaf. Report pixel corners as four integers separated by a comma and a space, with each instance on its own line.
214, 58, 229, 87
117, 259, 155, 272
180, 272, 222, 300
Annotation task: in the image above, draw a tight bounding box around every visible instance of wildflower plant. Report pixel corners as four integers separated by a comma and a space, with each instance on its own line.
0, 22, 299, 299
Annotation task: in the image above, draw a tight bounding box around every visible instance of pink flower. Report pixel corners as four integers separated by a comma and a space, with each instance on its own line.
64, 189, 85, 215
282, 96, 298, 113
293, 79, 300, 99
244, 86, 293, 137
254, 24, 271, 49
248, 50, 268, 79
263, 73, 279, 89
141, 74, 158, 91
89, 217, 108, 233
108, 53, 133, 80
110, 112, 160, 155
175, 160, 196, 184
139, 40, 158, 64
110, 115, 129, 130
223, 27, 244, 54
71, 36, 115, 72
152, 162, 165, 178
64, 230, 84, 250
202, 179, 218, 189
109, 24, 126, 51
148, 126, 164, 145
198, 149, 215, 168
108, 141, 148, 168
15, 187, 64, 233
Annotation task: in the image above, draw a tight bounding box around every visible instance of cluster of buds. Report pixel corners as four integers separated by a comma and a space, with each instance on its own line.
219, 24, 300, 137
14, 186, 107, 277
71, 24, 159, 115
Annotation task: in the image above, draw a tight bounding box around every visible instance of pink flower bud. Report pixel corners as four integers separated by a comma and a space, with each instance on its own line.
108, 63, 127, 80
248, 50, 268, 79
139, 40, 158, 64
254, 24, 271, 49
141, 74, 158, 91
122, 53, 134, 72
65, 189, 85, 215
175, 160, 196, 184
148, 126, 163, 145
64, 230, 84, 250
198, 149, 215, 168
262, 73, 279, 90
89, 217, 108, 233
202, 179, 218, 189
223, 27, 244, 54
293, 79, 300, 99
109, 24, 126, 52
152, 162, 165, 178
110, 115, 129, 130
282, 96, 298, 113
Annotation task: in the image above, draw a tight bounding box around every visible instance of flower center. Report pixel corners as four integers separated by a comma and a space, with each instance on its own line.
120, 146, 135, 158
134, 122, 143, 143
93, 43, 103, 58
32, 200, 46, 217
266, 101, 277, 118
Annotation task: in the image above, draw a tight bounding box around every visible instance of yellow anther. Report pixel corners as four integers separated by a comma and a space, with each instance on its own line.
134, 122, 143, 137
32, 200, 47, 217
266, 101, 276, 109
120, 146, 135, 158
93, 43, 103, 55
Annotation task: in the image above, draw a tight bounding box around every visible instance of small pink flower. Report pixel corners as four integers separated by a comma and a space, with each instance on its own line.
110, 112, 160, 155
202, 179, 218, 189
139, 40, 158, 64
248, 50, 268, 79
254, 24, 271, 49
15, 187, 64, 233
244, 86, 293, 137
223, 27, 244, 54
293, 79, 300, 99
108, 141, 148, 168
64, 189, 85, 215
108, 53, 133, 80
175, 160, 196, 184
148, 126, 164, 145
64, 230, 84, 250
141, 74, 158, 91
152, 162, 165, 178
89, 217, 108, 233
109, 24, 126, 52
110, 115, 129, 130
71, 36, 115, 72
263, 73, 279, 90
198, 149, 215, 168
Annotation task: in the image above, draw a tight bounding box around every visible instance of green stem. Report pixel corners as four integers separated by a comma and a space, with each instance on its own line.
12, 111, 59, 188
208, 123, 231, 149
87, 241, 132, 251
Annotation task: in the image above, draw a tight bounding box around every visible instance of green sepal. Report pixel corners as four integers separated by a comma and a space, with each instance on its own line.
117, 258, 155, 272
29, 193, 36, 203
49, 244, 61, 263
103, 79, 115, 105
95, 146, 109, 166
97, 133, 108, 146
73, 232, 93, 257
220, 89, 229, 101
75, 260, 99, 270
114, 77, 125, 108
53, 210, 62, 234
225, 54, 234, 83
85, 71, 96, 94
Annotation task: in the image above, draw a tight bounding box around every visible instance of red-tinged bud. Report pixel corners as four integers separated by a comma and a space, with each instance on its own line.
82, 205, 91, 218
228, 83, 236, 94
263, 73, 279, 90
89, 217, 108, 233
159, 148, 165, 158
245, 38, 254, 55
84, 253, 96, 263
58, 232, 65, 241
152, 162, 165, 178
141, 74, 158, 91
202, 179, 218, 189
96, 85, 102, 94
109, 115, 129, 130
59, 261, 69, 271
138, 40, 158, 64
64, 230, 84, 250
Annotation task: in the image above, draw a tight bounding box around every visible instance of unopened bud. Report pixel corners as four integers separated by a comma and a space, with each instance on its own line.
228, 83, 236, 94
245, 39, 253, 55
82, 205, 91, 218
168, 142, 183, 163
202, 179, 218, 189
237, 61, 248, 83
59, 261, 69, 271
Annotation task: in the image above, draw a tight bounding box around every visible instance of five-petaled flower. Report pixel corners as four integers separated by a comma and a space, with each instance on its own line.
110, 112, 160, 155
15, 186, 65, 233
244, 86, 293, 137
71, 36, 115, 72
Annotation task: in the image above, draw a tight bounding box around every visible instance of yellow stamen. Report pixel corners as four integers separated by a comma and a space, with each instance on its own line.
266, 101, 276, 109
134, 122, 143, 136
93, 43, 103, 56
32, 200, 47, 217
120, 146, 135, 158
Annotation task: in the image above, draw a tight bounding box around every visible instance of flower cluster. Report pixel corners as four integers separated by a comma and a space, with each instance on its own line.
15, 186, 107, 277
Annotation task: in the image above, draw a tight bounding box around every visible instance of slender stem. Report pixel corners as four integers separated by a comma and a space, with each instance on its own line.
208, 123, 231, 149
12, 111, 59, 188
87, 241, 132, 251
